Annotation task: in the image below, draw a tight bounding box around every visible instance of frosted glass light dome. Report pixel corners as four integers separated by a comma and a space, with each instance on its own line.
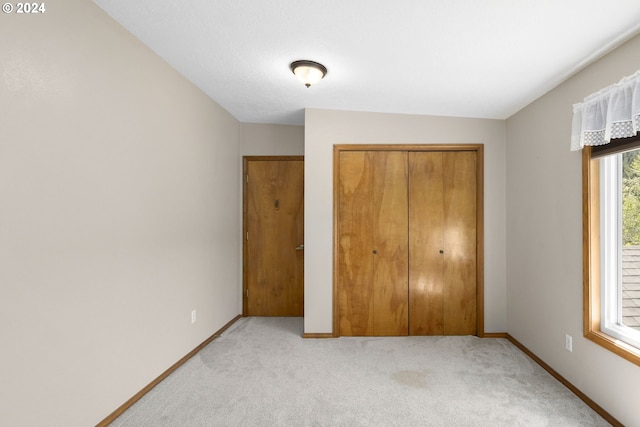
290, 60, 327, 88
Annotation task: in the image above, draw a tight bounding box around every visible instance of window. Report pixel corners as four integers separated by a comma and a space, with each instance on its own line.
584, 136, 640, 365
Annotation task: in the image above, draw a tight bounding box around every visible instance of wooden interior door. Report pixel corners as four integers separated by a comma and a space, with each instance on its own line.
244, 157, 304, 316
337, 151, 408, 336
408, 151, 477, 335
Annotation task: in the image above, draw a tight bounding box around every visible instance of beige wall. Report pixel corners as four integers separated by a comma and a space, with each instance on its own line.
239, 123, 304, 156
304, 109, 507, 334
0, 1, 240, 426
506, 34, 640, 425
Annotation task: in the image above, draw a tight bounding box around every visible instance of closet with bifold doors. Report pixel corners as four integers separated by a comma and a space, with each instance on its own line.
334, 145, 483, 337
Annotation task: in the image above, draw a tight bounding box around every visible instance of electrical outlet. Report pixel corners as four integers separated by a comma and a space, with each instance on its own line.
565, 334, 572, 352
191, 309, 197, 324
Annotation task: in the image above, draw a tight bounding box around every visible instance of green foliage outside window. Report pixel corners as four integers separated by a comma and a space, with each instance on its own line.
623, 149, 640, 245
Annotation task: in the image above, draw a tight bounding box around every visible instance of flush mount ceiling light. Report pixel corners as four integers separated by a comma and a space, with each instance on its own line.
290, 60, 327, 88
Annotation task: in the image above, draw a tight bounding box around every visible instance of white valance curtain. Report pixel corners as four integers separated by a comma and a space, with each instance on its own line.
571, 70, 640, 151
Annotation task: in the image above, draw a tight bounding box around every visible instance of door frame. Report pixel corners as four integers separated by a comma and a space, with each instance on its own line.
242, 156, 304, 316
332, 144, 485, 336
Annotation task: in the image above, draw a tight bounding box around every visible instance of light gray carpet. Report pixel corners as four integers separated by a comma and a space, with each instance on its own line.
111, 317, 609, 426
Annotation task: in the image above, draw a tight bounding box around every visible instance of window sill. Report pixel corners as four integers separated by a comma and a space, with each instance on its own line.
585, 329, 640, 367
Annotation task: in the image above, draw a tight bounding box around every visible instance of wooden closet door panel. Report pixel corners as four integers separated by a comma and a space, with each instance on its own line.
372, 151, 409, 336
338, 151, 376, 335
442, 151, 477, 335
338, 151, 408, 336
408, 152, 444, 335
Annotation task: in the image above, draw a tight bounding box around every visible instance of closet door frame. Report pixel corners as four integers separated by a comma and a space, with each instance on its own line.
333, 144, 485, 337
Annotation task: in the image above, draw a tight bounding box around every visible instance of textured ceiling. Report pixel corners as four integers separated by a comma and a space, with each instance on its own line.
92, 0, 640, 125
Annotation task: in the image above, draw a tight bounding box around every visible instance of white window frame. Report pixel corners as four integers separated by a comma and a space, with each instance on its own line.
599, 153, 640, 350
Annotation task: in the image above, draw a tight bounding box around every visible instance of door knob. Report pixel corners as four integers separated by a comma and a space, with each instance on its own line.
373, 249, 378, 254
296, 245, 304, 250
439, 250, 444, 254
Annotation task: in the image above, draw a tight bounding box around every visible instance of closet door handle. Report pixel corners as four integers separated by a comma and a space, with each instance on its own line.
439, 250, 444, 254
373, 249, 378, 254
